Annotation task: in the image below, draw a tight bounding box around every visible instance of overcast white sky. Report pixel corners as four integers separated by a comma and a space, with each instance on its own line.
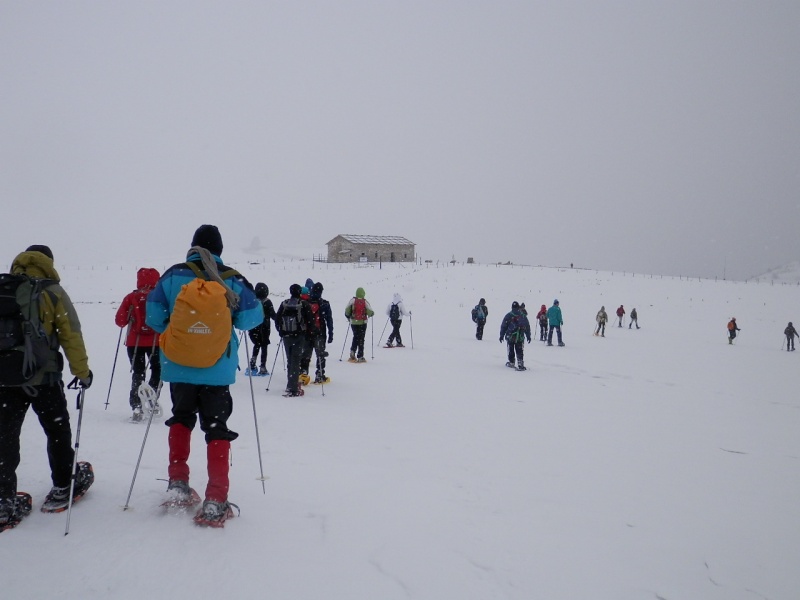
2, 1, 798, 279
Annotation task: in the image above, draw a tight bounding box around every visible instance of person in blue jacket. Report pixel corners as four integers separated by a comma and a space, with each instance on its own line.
546, 299, 565, 347
145, 224, 262, 526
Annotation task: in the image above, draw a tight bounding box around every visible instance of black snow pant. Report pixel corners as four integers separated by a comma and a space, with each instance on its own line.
249, 331, 270, 369
387, 319, 403, 345
548, 325, 563, 345
595, 322, 605, 336
0, 381, 74, 499
350, 323, 368, 358
475, 319, 486, 340
507, 340, 524, 365
127, 346, 161, 408
301, 334, 328, 377
165, 383, 238, 443
787, 334, 795, 351
283, 334, 307, 392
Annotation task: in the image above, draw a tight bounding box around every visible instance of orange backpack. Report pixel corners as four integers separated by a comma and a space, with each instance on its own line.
160, 263, 238, 368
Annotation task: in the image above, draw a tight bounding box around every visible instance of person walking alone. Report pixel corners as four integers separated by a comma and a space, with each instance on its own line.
385, 293, 410, 348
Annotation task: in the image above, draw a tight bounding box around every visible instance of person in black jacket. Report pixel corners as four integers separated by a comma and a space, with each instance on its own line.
276, 284, 313, 396
301, 282, 334, 384
499, 301, 532, 370
248, 283, 277, 375
785, 322, 798, 351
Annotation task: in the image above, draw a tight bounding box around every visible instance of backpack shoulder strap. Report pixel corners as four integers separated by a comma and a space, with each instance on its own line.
185, 261, 239, 282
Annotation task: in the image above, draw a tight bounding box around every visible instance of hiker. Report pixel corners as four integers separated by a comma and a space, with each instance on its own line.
247, 283, 277, 376
629, 308, 640, 329
385, 293, 410, 347
345, 287, 374, 362
727, 317, 740, 345
302, 282, 333, 384
472, 298, 488, 340
145, 225, 262, 527
500, 301, 532, 370
277, 283, 313, 395
547, 299, 565, 347
595, 306, 608, 337
536, 304, 548, 341
115, 267, 161, 421
616, 305, 625, 327
0, 245, 94, 526
785, 322, 798, 351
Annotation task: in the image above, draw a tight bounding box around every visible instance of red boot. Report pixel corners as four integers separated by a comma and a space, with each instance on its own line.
205, 439, 231, 503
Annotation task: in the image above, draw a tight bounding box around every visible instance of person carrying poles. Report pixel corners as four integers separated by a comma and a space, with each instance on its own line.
784, 322, 798, 351
385, 292, 410, 347
727, 317, 740, 345
594, 306, 608, 337
536, 304, 548, 341
115, 267, 161, 421
616, 305, 625, 327
500, 301, 532, 371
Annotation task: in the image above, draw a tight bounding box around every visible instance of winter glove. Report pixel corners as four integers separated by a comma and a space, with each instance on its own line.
69, 370, 93, 389
499, 337, 504, 343
328, 334, 333, 344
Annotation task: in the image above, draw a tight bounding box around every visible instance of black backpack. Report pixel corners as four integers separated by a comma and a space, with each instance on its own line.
0, 274, 56, 386
280, 297, 305, 334
471, 304, 485, 323
389, 303, 400, 321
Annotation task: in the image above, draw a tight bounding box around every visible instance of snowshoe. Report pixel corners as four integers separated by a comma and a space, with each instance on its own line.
0, 492, 33, 533
384, 342, 394, 348
558, 342, 565, 347
298, 373, 311, 386
258, 367, 269, 376
312, 375, 330, 385
162, 480, 201, 510
356, 357, 367, 363
347, 357, 358, 363
505, 362, 516, 369
395, 343, 405, 348
130, 406, 144, 423
138, 383, 163, 418
516, 364, 527, 371
282, 389, 305, 398
193, 499, 239, 528
41, 462, 94, 513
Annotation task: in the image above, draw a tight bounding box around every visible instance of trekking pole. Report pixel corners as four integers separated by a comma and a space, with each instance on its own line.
130, 333, 141, 372
244, 337, 267, 492
265, 338, 283, 391
64, 382, 87, 536
781, 337, 785, 350
409, 314, 414, 349
371, 317, 375, 359
105, 326, 125, 410
377, 317, 390, 346
338, 324, 350, 361
123, 384, 159, 511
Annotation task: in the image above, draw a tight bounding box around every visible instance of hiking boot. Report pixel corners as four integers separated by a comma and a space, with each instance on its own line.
396, 343, 405, 347
41, 462, 94, 512
258, 366, 268, 376
505, 361, 516, 368
558, 342, 565, 347
249, 359, 256, 371
384, 342, 394, 348
0, 498, 15, 526
194, 499, 237, 528
132, 406, 144, 422
349, 351, 356, 361
166, 479, 192, 504
356, 357, 367, 363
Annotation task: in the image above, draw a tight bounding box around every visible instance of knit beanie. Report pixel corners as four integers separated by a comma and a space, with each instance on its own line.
191, 225, 223, 256
26, 244, 54, 260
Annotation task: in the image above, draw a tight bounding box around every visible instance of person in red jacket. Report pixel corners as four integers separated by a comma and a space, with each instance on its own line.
616, 305, 626, 328
115, 268, 161, 420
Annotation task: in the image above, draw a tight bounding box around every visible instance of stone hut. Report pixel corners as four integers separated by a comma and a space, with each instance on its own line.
326, 235, 415, 263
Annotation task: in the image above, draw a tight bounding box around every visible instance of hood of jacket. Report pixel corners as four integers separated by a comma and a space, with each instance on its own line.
136, 267, 160, 291
392, 292, 403, 304
356, 287, 366, 299
11, 250, 61, 282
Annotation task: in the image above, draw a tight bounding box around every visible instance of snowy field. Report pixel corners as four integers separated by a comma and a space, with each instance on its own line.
2, 257, 799, 600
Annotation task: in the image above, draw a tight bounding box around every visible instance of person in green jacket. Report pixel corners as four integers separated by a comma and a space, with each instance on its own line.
0, 245, 94, 524
344, 287, 374, 362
